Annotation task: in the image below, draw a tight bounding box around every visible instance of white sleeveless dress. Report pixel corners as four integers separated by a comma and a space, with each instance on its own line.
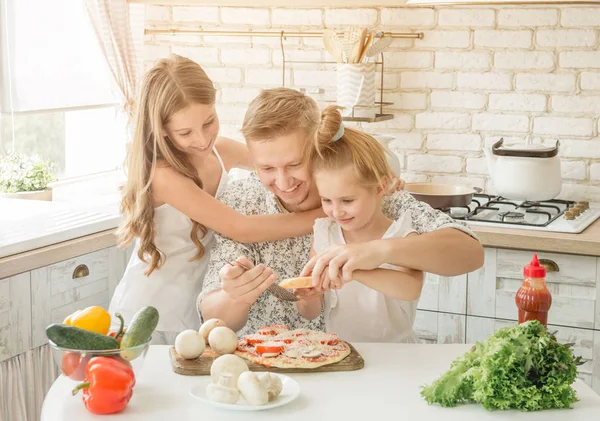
108, 148, 229, 344
313, 212, 420, 344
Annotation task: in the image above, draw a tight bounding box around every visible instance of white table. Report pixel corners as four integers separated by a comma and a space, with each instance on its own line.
41, 344, 600, 420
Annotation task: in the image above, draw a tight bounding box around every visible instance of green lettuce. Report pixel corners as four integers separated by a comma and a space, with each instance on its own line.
420, 320, 583, 411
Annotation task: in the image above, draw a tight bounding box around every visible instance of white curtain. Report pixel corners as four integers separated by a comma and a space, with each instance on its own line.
0, 345, 59, 421
83, 0, 145, 124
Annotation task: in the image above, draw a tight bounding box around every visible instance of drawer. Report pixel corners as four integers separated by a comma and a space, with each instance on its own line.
414, 310, 466, 345
466, 316, 600, 395
31, 248, 112, 348
467, 248, 600, 330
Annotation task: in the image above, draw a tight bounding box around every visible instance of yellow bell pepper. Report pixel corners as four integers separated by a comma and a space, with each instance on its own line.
64, 306, 111, 335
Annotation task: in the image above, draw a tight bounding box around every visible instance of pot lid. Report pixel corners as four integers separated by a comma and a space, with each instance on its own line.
492, 138, 559, 158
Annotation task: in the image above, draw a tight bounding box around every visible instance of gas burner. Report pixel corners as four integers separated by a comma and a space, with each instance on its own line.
441, 194, 600, 233
498, 211, 525, 222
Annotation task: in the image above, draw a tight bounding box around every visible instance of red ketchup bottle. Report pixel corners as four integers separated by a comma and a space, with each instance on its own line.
515, 254, 552, 327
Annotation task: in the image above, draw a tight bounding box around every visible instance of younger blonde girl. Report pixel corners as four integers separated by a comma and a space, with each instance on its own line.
296, 106, 424, 343
109, 55, 321, 344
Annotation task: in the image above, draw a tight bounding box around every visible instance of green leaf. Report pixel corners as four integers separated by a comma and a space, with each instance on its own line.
421, 320, 581, 412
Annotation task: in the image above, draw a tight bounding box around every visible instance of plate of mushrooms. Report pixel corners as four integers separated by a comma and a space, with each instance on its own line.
189, 354, 300, 411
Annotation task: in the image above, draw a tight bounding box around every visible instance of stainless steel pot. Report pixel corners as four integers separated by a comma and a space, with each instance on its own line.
405, 182, 482, 209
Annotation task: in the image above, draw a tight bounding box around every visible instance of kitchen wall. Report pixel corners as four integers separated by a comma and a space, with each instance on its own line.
143, 5, 600, 201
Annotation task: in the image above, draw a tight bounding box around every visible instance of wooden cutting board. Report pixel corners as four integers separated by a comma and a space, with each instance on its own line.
169, 343, 364, 376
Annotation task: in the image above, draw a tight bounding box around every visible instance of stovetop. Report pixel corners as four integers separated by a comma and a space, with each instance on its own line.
444, 194, 600, 234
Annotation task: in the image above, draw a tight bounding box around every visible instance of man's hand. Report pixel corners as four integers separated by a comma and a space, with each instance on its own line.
384, 177, 405, 195
300, 241, 388, 285
219, 256, 277, 305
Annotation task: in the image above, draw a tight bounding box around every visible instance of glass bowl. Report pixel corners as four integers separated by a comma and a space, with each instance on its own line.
49, 336, 151, 383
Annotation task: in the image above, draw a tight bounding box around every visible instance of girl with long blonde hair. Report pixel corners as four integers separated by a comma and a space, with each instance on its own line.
295, 105, 424, 343
109, 55, 321, 344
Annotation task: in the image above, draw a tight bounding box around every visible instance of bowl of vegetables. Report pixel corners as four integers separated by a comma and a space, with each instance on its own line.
47, 306, 159, 383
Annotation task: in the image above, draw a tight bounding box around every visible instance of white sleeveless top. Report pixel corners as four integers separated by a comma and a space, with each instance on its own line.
313, 212, 420, 344
109, 148, 229, 333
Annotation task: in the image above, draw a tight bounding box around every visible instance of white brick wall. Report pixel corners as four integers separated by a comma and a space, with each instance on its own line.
144, 4, 600, 197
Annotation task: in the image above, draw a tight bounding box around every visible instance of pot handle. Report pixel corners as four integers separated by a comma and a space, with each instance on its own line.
473, 187, 483, 193
492, 138, 559, 159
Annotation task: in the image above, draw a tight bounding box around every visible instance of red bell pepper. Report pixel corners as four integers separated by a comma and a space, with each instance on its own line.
72, 356, 136, 415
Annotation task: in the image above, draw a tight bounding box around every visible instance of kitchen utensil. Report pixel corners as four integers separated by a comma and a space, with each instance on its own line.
339, 27, 361, 63
349, 28, 368, 63
189, 373, 300, 411
404, 182, 483, 209
357, 30, 375, 64
223, 260, 299, 302
484, 138, 562, 201
322, 29, 344, 63
170, 343, 364, 375
365, 34, 393, 58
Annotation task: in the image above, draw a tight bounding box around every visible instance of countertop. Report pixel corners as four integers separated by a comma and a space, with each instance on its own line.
40, 343, 600, 421
471, 218, 600, 258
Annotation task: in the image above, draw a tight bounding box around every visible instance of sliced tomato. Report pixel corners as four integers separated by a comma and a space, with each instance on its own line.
244, 334, 264, 344
321, 338, 339, 345
255, 344, 284, 355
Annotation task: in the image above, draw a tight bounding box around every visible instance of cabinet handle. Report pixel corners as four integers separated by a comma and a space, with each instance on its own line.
72, 264, 90, 279
539, 259, 559, 273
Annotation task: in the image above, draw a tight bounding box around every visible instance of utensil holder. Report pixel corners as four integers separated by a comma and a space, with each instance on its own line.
336, 63, 376, 119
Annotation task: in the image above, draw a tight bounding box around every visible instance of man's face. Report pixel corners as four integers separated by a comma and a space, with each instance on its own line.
247, 131, 316, 211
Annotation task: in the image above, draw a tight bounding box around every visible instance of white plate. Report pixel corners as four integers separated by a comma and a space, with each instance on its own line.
189, 373, 300, 411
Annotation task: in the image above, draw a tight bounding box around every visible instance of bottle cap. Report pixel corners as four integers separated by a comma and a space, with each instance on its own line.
523, 253, 546, 278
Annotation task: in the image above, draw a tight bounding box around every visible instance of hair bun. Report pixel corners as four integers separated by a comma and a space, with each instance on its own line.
316, 106, 343, 147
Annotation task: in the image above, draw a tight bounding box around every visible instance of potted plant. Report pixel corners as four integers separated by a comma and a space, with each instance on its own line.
0, 154, 57, 201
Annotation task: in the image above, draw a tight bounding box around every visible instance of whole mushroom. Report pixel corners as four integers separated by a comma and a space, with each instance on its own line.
260, 372, 283, 401
199, 318, 227, 341
208, 326, 238, 355
237, 371, 268, 406
210, 354, 249, 384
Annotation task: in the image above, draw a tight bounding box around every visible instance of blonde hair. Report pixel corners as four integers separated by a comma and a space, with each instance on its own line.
242, 87, 392, 187
116, 54, 217, 276
242, 87, 320, 145
311, 107, 393, 187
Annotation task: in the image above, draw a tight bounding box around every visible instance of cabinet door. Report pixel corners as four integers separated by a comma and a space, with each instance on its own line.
466, 316, 600, 394
31, 248, 112, 348
467, 248, 598, 330
418, 273, 467, 315
414, 310, 466, 344
0, 272, 31, 362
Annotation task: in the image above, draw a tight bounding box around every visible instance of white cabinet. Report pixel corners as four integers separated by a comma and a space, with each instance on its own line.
467, 249, 599, 329
0, 272, 31, 361
0, 245, 130, 357
418, 274, 467, 315
414, 310, 466, 344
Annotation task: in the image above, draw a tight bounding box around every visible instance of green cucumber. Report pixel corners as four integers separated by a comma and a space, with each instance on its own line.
120, 306, 159, 361
46, 323, 119, 350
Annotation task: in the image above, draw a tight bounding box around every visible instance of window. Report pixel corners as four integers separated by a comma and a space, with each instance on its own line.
0, 0, 127, 179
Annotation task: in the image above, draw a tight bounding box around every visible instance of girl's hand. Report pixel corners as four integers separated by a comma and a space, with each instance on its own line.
384, 177, 405, 195
301, 241, 387, 285
294, 287, 323, 301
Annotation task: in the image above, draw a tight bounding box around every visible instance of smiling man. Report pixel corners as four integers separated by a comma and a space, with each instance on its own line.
198, 88, 483, 336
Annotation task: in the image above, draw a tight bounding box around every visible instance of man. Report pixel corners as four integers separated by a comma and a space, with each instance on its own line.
198, 88, 483, 336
